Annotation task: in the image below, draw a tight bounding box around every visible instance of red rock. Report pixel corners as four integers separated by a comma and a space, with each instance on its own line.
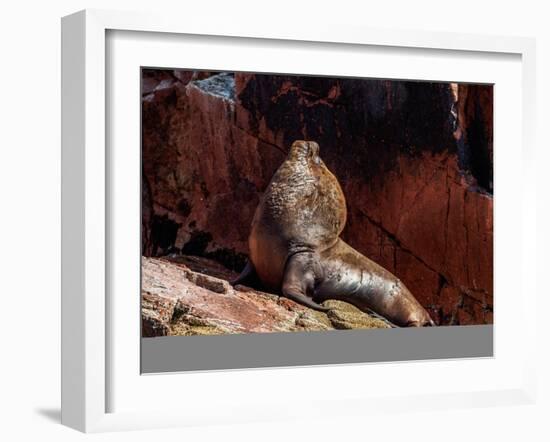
394, 249, 440, 308
444, 180, 469, 288
394, 157, 449, 271
141, 77, 159, 95
457, 295, 486, 325
342, 209, 396, 274
172, 69, 194, 84
142, 72, 286, 267
438, 285, 462, 325
142, 72, 493, 325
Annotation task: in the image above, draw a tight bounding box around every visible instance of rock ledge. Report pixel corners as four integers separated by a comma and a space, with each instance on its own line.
141, 255, 391, 337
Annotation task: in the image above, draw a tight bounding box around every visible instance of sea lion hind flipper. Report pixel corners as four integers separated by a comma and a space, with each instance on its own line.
231, 260, 256, 287
281, 253, 329, 312
281, 288, 330, 312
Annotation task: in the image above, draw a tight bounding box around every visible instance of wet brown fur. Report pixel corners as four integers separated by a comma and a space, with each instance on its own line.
239, 140, 434, 327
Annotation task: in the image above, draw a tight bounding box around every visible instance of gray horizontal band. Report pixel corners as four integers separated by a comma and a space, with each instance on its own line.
141, 324, 492, 374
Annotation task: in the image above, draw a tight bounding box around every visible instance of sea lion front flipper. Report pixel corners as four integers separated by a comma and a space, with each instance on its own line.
281, 253, 329, 312
231, 260, 256, 287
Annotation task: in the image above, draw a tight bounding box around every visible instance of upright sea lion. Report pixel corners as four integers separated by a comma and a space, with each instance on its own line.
233, 140, 434, 327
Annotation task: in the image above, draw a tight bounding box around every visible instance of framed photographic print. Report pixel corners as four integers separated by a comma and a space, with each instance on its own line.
139, 67, 494, 373
61, 9, 537, 432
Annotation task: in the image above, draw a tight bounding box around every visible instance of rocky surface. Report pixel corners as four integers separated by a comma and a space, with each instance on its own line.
141, 256, 391, 337
141, 69, 493, 326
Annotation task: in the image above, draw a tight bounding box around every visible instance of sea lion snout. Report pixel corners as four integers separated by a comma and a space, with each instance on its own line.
289, 140, 320, 161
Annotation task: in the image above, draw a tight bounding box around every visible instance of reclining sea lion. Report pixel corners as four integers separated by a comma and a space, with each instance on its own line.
233, 140, 434, 327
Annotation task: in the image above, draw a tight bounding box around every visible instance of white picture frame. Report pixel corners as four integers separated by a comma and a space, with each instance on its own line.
61, 9, 537, 433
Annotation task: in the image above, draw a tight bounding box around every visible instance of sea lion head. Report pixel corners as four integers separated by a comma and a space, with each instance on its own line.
288, 140, 322, 165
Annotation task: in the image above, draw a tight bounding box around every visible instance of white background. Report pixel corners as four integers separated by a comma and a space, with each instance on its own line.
109, 29, 521, 413
0, 0, 548, 441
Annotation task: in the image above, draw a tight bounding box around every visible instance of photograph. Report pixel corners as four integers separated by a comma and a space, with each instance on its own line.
4, 0, 544, 438
140, 69, 493, 337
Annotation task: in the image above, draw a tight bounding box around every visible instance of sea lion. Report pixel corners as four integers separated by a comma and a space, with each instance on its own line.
233, 140, 434, 327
